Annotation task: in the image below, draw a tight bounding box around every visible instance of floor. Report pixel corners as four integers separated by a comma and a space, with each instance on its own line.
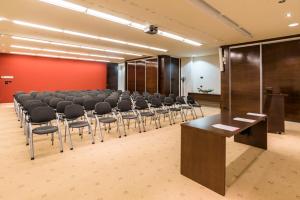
0, 104, 300, 200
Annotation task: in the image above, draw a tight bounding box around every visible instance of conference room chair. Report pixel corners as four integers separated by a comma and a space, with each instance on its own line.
105, 97, 118, 110
169, 93, 176, 102
73, 97, 85, 106
135, 97, 158, 131
49, 97, 64, 109
23, 100, 48, 145
164, 97, 184, 123
94, 102, 121, 142
117, 99, 142, 136
64, 104, 94, 150
176, 96, 196, 120
56, 101, 73, 123
150, 97, 172, 127
187, 95, 204, 117
27, 106, 63, 160
18, 94, 35, 127
65, 96, 75, 102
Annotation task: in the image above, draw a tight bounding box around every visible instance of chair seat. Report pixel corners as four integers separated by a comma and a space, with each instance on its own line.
191, 104, 201, 107
156, 109, 169, 114
170, 107, 181, 112
69, 121, 89, 128
122, 114, 138, 119
32, 126, 58, 134
98, 117, 117, 123
181, 105, 192, 109
140, 111, 155, 117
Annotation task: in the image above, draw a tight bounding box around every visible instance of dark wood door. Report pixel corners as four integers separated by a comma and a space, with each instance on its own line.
106, 63, 118, 90
230, 45, 261, 114
146, 58, 158, 94
263, 40, 300, 122
127, 63, 135, 92
170, 57, 180, 96
135, 61, 146, 93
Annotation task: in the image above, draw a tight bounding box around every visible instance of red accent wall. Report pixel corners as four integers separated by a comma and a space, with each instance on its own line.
0, 53, 107, 103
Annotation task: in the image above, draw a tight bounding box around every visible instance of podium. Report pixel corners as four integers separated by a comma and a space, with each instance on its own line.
264, 89, 287, 134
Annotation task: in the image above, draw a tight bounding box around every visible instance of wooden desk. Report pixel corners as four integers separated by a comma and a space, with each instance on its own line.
181, 113, 267, 195
188, 93, 221, 107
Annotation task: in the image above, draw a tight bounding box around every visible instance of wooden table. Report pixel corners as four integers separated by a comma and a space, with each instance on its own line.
188, 93, 221, 107
181, 113, 267, 195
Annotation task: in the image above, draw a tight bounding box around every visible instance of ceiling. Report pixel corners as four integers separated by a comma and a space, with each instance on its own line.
0, 0, 299, 63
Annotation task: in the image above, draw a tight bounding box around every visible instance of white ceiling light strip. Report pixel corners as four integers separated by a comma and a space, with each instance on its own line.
10, 44, 124, 60
39, 0, 202, 46
9, 51, 110, 62
11, 19, 167, 52
11, 36, 142, 56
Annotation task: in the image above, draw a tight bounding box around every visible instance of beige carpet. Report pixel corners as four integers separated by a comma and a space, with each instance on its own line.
0, 104, 299, 200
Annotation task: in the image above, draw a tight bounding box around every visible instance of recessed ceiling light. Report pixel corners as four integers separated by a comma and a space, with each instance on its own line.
39, 0, 202, 46
10, 45, 124, 60
9, 51, 110, 62
11, 36, 142, 56
288, 23, 299, 27
9, 19, 167, 52
286, 12, 292, 17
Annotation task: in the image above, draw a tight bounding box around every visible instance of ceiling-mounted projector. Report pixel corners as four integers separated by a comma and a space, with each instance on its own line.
144, 25, 158, 35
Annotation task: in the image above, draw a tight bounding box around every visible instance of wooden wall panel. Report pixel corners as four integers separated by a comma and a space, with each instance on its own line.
127, 63, 135, 92
230, 45, 261, 114
146, 59, 158, 94
221, 48, 230, 110
107, 63, 118, 90
171, 57, 180, 96
158, 56, 171, 95
263, 40, 300, 122
135, 62, 146, 93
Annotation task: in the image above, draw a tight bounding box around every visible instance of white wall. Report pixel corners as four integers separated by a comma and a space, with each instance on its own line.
181, 54, 221, 96
118, 63, 125, 91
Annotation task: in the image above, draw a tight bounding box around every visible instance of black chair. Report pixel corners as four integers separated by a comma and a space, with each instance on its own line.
56, 101, 73, 121
27, 106, 63, 160
49, 98, 64, 109
150, 97, 172, 126
164, 97, 183, 123
105, 98, 118, 109
135, 98, 158, 131
94, 102, 121, 141
176, 96, 195, 120
187, 95, 204, 117
117, 100, 141, 135
64, 104, 94, 149
73, 97, 85, 106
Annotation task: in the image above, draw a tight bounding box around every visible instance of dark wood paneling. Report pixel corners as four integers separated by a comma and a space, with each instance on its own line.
146, 59, 158, 94
263, 40, 300, 122
106, 63, 118, 90
171, 57, 180, 96
158, 55, 180, 96
230, 45, 261, 114
127, 63, 135, 92
221, 48, 230, 110
135, 61, 146, 93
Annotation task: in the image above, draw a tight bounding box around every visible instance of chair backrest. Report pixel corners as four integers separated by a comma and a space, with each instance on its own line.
26, 102, 48, 114
65, 96, 75, 101
18, 94, 34, 105
105, 98, 118, 108
43, 96, 54, 105
64, 104, 85, 120
95, 102, 112, 115
153, 93, 160, 98
30, 106, 56, 123
49, 98, 64, 108
56, 101, 73, 114
176, 96, 186, 105
169, 93, 176, 101
164, 97, 174, 106
160, 95, 166, 103
73, 97, 84, 106
135, 98, 148, 110
117, 100, 132, 112
83, 99, 98, 111
151, 97, 162, 108
187, 95, 195, 104
23, 100, 42, 111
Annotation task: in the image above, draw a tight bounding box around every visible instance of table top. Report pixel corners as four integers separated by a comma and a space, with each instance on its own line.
181, 112, 266, 137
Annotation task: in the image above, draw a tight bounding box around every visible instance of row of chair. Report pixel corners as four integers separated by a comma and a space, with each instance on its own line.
13, 90, 204, 160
